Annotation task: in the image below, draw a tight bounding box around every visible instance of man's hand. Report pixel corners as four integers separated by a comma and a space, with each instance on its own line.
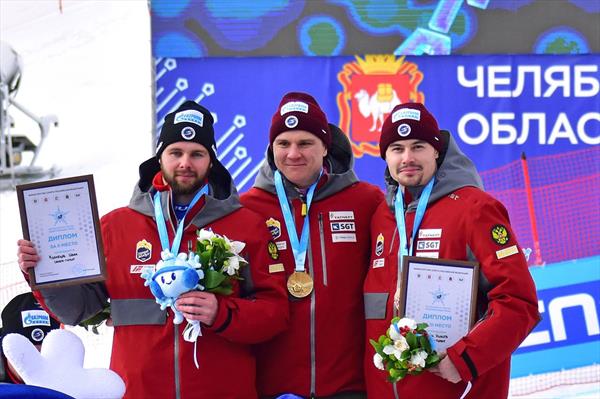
428, 352, 462, 383
175, 291, 219, 326
17, 239, 40, 273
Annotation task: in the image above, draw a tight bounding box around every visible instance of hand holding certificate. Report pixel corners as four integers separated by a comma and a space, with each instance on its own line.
17, 175, 106, 289
397, 256, 479, 353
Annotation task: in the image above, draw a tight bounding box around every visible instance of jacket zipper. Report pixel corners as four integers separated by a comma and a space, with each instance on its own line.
318, 213, 328, 286
306, 209, 317, 397
174, 323, 181, 399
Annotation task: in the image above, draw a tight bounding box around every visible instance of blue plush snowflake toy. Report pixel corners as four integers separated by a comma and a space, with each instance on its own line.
141, 250, 204, 324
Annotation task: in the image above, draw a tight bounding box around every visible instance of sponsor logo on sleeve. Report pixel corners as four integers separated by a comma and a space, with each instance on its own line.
496, 245, 519, 259
372, 258, 385, 268
375, 233, 384, 256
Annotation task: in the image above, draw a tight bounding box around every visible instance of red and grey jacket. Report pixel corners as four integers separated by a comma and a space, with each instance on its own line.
363, 132, 540, 399
241, 125, 384, 398
33, 157, 289, 399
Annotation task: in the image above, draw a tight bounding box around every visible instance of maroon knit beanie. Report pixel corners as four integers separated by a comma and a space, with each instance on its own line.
379, 102, 443, 159
269, 92, 331, 149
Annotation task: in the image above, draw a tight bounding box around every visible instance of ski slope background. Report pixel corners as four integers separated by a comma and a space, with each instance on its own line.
0, 2, 597, 398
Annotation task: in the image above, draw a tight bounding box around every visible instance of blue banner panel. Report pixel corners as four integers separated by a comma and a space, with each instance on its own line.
511, 256, 600, 377
154, 54, 599, 264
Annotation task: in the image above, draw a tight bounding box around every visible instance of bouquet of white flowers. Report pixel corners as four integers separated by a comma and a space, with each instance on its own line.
370, 317, 441, 383
195, 228, 248, 294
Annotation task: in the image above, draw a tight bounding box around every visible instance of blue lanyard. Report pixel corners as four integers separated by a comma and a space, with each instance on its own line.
274, 170, 321, 272
154, 184, 208, 254
394, 177, 435, 266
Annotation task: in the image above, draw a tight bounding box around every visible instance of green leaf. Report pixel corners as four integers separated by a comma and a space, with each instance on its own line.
370, 339, 383, 354
426, 353, 441, 367
200, 250, 213, 267
416, 322, 428, 330
406, 332, 417, 348
204, 269, 226, 289
78, 304, 111, 335
208, 286, 233, 295
419, 335, 431, 352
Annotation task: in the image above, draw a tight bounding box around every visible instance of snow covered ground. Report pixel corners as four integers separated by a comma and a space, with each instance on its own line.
0, 1, 598, 398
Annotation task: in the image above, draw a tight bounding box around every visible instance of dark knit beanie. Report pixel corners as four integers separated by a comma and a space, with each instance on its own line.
269, 92, 331, 149
379, 102, 443, 159
156, 100, 216, 160
1, 292, 60, 345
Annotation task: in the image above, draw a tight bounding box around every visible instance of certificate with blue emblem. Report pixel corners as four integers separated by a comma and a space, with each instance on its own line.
398, 256, 479, 353
17, 175, 106, 289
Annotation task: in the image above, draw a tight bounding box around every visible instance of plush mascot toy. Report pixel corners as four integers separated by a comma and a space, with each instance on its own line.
141, 250, 204, 324
1, 329, 125, 399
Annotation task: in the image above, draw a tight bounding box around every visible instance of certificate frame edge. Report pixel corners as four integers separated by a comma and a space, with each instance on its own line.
16, 174, 107, 290
398, 256, 480, 329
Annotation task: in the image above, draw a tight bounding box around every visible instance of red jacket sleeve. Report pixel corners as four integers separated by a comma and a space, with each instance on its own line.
205, 219, 289, 344
447, 196, 540, 381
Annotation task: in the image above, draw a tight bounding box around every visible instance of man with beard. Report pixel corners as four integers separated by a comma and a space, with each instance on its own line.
16, 101, 289, 399
363, 102, 539, 398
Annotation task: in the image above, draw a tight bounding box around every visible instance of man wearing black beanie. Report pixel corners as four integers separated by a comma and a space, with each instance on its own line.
17, 100, 289, 399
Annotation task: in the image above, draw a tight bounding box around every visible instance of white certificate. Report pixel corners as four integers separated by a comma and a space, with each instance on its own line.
17, 175, 106, 289
399, 256, 479, 352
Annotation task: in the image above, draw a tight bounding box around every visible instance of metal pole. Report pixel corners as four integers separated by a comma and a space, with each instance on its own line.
521, 152, 543, 265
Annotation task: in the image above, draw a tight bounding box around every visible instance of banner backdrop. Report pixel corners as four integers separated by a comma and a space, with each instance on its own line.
154, 54, 599, 264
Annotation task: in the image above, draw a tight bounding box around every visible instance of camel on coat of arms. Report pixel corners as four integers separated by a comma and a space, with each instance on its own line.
355, 88, 402, 132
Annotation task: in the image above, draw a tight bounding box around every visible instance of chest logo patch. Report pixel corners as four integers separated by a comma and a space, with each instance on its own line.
491, 225, 510, 245
268, 241, 280, 260
418, 229, 442, 239
416, 240, 440, 251
135, 239, 152, 262
329, 211, 355, 221
331, 221, 355, 232
375, 233, 384, 256
266, 217, 282, 240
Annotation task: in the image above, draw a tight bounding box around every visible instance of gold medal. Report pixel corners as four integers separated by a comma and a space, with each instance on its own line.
287, 271, 314, 298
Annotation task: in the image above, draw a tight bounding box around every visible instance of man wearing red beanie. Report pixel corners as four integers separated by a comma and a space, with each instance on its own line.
364, 102, 540, 398
242, 92, 384, 398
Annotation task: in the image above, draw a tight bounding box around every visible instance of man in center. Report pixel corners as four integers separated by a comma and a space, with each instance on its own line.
242, 92, 384, 398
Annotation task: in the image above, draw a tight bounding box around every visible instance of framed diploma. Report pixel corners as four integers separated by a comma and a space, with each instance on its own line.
17, 175, 106, 289
398, 256, 479, 353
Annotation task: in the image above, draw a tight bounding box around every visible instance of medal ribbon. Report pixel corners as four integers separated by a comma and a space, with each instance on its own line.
394, 177, 435, 266
393, 177, 435, 312
274, 170, 322, 273
154, 184, 209, 254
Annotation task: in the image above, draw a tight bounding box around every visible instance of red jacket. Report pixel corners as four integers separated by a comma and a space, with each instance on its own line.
364, 133, 539, 399
241, 125, 384, 397
34, 160, 288, 399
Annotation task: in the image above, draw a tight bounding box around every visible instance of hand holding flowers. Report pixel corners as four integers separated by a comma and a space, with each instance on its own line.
370, 317, 441, 383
